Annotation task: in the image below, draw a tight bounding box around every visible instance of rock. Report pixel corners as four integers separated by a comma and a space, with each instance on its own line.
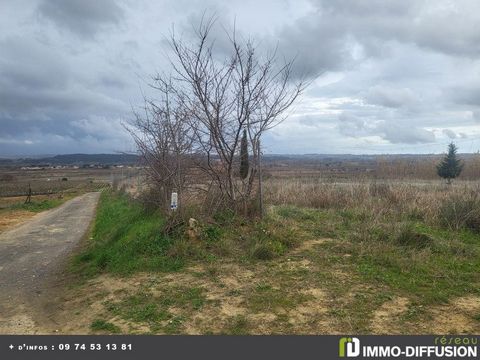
189, 218, 198, 229
187, 218, 199, 241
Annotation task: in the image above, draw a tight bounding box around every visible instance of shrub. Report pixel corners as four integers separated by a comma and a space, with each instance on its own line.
438, 193, 480, 232
394, 223, 433, 248
251, 243, 275, 260
201, 225, 222, 243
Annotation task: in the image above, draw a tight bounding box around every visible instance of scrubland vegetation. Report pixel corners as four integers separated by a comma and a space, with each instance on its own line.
69, 175, 480, 335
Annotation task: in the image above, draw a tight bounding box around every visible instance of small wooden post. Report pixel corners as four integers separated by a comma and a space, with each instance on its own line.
25, 183, 32, 204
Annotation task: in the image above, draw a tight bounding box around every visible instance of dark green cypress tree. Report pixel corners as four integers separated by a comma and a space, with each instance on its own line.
437, 142, 464, 184
239, 128, 249, 179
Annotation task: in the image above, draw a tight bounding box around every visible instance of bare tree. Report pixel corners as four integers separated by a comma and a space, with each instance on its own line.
167, 17, 306, 212
127, 79, 194, 212
129, 16, 306, 215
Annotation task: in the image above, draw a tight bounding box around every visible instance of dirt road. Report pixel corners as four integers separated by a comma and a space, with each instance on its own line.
0, 192, 100, 334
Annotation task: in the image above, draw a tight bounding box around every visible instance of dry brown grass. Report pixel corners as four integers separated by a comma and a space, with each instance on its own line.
264, 177, 480, 228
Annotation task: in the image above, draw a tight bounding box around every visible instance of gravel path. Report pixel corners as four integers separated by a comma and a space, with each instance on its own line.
0, 192, 100, 333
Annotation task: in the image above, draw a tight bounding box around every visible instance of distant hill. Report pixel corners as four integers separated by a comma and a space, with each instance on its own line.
0, 152, 478, 168
0, 153, 139, 167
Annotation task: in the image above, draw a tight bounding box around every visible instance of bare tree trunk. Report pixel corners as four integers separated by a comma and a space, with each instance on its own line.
258, 139, 264, 219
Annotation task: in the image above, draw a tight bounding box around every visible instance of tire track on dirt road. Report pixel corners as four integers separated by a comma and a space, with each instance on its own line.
0, 192, 100, 334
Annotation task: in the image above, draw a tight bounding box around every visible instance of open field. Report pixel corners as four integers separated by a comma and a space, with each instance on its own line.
262, 153, 480, 181
1, 159, 479, 334
38, 172, 479, 335
0, 168, 122, 197
0, 167, 138, 233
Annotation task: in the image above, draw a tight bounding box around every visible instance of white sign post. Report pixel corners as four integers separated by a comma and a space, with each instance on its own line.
170, 192, 178, 211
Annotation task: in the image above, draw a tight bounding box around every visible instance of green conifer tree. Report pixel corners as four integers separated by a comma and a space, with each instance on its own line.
239, 128, 249, 179
437, 142, 464, 184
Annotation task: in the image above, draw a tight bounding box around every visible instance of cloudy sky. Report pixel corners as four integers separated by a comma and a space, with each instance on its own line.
1, 0, 480, 156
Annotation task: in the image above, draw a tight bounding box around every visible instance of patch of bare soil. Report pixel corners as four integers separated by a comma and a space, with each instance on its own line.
291, 238, 332, 254
0, 210, 36, 233
369, 295, 480, 334
424, 296, 480, 334
0, 305, 37, 334
288, 288, 334, 334
36, 273, 152, 334
370, 297, 410, 334
41, 258, 336, 334
0, 194, 70, 234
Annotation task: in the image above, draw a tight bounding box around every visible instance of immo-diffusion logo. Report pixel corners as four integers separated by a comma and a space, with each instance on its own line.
339, 337, 361, 357
338, 336, 478, 358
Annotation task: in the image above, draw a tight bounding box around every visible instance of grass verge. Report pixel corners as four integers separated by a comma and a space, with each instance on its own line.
67, 188, 480, 334
73, 191, 183, 276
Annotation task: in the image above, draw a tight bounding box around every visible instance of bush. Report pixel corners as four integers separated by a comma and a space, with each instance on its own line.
201, 225, 222, 243
438, 193, 480, 232
394, 223, 433, 248
251, 243, 276, 260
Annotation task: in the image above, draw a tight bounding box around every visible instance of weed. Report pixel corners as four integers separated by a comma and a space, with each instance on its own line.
394, 223, 433, 248
90, 320, 120, 333
226, 315, 249, 335
10, 198, 64, 212
438, 193, 480, 232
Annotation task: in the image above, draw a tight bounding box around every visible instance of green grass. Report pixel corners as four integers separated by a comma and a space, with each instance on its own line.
275, 205, 480, 306
73, 191, 184, 276
73, 191, 480, 333
103, 285, 208, 333
74, 190, 312, 280
225, 315, 250, 335
9, 198, 66, 212
247, 282, 309, 313
80, 192, 480, 306
90, 319, 121, 333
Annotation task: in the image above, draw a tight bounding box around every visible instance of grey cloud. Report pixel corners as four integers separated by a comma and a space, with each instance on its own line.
37, 0, 124, 38
1, 0, 480, 156
97, 74, 128, 89
0, 84, 126, 122
378, 123, 435, 144
365, 85, 418, 109
0, 36, 69, 91
337, 113, 370, 137
472, 111, 480, 122
273, 0, 480, 79
0, 34, 129, 154
448, 84, 480, 107
442, 129, 457, 139
275, 18, 353, 78
337, 112, 435, 144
